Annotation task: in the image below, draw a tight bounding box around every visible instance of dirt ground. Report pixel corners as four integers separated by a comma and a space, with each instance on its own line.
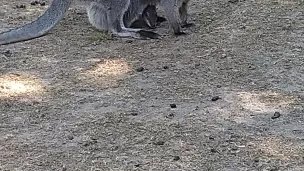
0, 0, 304, 170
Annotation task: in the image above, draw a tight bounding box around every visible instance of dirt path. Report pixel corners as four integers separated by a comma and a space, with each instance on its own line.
0, 0, 304, 170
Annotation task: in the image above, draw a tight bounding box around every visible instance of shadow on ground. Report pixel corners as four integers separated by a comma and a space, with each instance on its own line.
0, 0, 304, 170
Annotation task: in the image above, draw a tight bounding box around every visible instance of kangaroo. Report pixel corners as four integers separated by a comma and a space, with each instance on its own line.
125, 0, 193, 35
128, 5, 166, 29
0, 0, 160, 46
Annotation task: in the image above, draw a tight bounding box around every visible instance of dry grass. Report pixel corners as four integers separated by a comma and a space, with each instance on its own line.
0, 0, 304, 170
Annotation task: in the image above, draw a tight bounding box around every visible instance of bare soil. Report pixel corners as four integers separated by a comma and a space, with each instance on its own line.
0, 0, 304, 170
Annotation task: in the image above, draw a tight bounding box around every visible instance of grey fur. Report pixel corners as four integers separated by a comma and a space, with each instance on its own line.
0, 0, 159, 46
129, 5, 158, 29
126, 0, 192, 35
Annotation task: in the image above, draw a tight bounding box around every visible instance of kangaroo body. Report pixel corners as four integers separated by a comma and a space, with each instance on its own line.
0, 0, 159, 45
128, 5, 166, 29
125, 0, 192, 35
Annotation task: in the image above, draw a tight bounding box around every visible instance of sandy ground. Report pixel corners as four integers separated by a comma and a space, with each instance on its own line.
0, 0, 304, 170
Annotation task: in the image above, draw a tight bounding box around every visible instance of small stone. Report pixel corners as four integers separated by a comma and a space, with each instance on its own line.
209, 136, 215, 140
40, 2, 46, 6
254, 158, 259, 162
136, 67, 144, 72
165, 113, 175, 119
170, 104, 177, 108
211, 96, 221, 101
83, 142, 89, 146
195, 63, 201, 67
16, 4, 26, 9
173, 156, 180, 161
131, 112, 138, 116
271, 112, 281, 119
228, 0, 239, 3
153, 141, 165, 146
3, 50, 12, 57
210, 148, 217, 153
168, 113, 174, 117
110, 145, 119, 151
163, 65, 169, 69
134, 164, 140, 167
67, 135, 74, 140
240, 25, 246, 29
91, 137, 98, 141
231, 147, 238, 151
30, 1, 39, 5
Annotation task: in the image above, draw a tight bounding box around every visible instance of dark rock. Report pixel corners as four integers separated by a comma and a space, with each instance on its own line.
271, 112, 281, 119
173, 156, 180, 161
153, 141, 165, 146
211, 96, 221, 101
170, 104, 177, 108
136, 67, 144, 72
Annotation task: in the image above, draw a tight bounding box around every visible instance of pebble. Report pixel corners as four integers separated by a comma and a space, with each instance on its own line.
170, 104, 177, 108
136, 67, 144, 72
67, 135, 74, 140
16, 4, 26, 9
209, 136, 215, 140
153, 141, 165, 146
131, 112, 138, 116
30, 1, 39, 5
163, 65, 169, 69
211, 96, 221, 101
210, 148, 217, 153
3, 50, 12, 57
254, 158, 259, 162
271, 112, 281, 119
228, 0, 239, 3
173, 156, 180, 161
165, 113, 175, 119
30, 1, 46, 6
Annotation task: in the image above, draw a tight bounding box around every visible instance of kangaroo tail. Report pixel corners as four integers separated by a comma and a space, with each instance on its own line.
0, 0, 72, 45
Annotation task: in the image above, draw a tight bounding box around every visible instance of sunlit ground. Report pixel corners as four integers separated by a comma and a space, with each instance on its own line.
87, 58, 131, 77
0, 73, 45, 99
79, 58, 131, 88
209, 90, 300, 120
236, 91, 300, 113
256, 137, 303, 160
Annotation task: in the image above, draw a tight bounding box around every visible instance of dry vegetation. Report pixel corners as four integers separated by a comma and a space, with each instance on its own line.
0, 0, 304, 170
